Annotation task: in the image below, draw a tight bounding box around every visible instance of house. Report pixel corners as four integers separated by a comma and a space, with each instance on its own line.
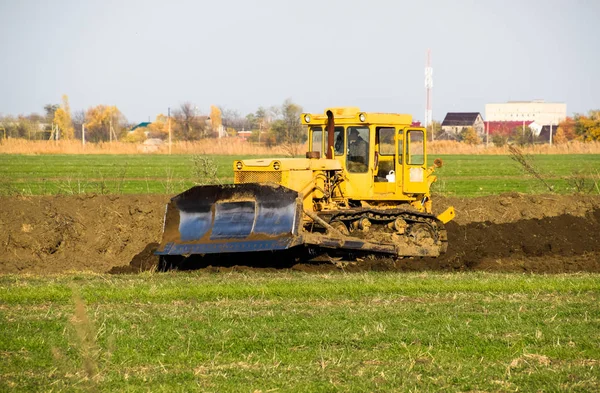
130, 122, 152, 132
441, 112, 484, 138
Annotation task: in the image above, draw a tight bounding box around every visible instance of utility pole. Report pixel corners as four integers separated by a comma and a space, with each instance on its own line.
549, 121, 553, 146
109, 118, 118, 142
485, 121, 489, 147
168, 107, 172, 155
49, 123, 60, 141
82, 124, 86, 147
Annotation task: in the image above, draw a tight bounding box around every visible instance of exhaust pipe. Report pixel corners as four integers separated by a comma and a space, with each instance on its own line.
326, 110, 334, 159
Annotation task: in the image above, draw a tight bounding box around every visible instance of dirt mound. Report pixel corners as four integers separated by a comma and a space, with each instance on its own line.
108, 242, 160, 274
1, 193, 600, 274
442, 210, 600, 266
433, 193, 600, 225
289, 208, 600, 273
0, 195, 167, 274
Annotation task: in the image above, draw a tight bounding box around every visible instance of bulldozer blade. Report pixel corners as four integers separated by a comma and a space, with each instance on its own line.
156, 184, 303, 256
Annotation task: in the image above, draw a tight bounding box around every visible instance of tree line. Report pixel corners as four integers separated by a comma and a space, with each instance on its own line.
0, 96, 307, 146
3, 98, 598, 147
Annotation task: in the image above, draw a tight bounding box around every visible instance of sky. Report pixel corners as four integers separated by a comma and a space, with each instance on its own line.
1, 0, 599, 123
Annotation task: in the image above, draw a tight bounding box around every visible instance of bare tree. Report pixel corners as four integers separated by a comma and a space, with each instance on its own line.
44, 104, 59, 122
268, 99, 305, 155
173, 102, 205, 140
222, 107, 248, 129
72, 110, 86, 139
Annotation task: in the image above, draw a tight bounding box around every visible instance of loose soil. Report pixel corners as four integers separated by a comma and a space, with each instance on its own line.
1, 193, 599, 274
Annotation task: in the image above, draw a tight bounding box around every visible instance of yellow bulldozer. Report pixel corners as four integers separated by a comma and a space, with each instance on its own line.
156, 107, 454, 269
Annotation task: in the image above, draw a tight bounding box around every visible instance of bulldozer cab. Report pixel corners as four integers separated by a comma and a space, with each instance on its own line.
303, 108, 429, 202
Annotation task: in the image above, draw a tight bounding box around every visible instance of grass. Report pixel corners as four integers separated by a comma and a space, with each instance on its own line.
432, 154, 600, 196
0, 272, 598, 392
1, 153, 599, 197
0, 154, 259, 195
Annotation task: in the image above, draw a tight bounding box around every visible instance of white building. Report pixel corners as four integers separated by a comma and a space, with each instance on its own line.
485, 100, 566, 126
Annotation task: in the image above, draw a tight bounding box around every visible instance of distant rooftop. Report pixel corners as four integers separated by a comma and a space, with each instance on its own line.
442, 112, 481, 127
130, 122, 152, 131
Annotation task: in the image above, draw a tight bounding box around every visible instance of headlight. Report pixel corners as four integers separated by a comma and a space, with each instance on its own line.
236, 161, 243, 170
273, 161, 281, 170
304, 114, 311, 123
359, 113, 366, 122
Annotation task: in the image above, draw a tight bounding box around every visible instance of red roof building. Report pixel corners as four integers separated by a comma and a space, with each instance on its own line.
483, 121, 535, 137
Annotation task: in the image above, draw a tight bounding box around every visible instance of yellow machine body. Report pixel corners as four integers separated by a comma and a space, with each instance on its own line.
156, 107, 454, 264
235, 107, 445, 215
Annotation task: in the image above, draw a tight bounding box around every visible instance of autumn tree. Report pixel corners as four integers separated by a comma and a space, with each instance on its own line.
53, 95, 75, 140
84, 105, 126, 142
210, 105, 222, 136
147, 114, 169, 139
121, 127, 148, 143
556, 117, 577, 141
553, 127, 567, 144
574, 110, 600, 141
459, 127, 481, 145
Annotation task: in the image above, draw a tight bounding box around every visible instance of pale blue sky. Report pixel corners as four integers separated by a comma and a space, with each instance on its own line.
1, 0, 598, 123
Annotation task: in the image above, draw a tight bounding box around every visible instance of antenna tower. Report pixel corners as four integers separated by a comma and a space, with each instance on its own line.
424, 49, 433, 130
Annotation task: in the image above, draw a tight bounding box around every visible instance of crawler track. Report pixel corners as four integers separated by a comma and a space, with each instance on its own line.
312, 208, 448, 257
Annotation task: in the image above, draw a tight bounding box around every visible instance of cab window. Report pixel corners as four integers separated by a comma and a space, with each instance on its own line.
310, 127, 323, 155
347, 126, 369, 173
376, 127, 396, 181
377, 127, 395, 155
397, 132, 404, 164
333, 126, 345, 155
407, 130, 424, 165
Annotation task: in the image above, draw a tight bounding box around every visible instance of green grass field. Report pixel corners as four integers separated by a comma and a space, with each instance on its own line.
1, 154, 599, 392
0, 272, 598, 392
0, 153, 599, 197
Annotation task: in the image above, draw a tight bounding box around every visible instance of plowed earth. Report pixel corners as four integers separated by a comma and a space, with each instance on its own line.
1, 193, 599, 274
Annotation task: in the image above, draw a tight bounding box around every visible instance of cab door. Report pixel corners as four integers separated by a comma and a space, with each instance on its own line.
402, 128, 428, 194
373, 126, 397, 194
344, 125, 373, 198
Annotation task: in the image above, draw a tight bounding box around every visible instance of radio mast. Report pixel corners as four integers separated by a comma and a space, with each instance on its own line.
424, 49, 433, 133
